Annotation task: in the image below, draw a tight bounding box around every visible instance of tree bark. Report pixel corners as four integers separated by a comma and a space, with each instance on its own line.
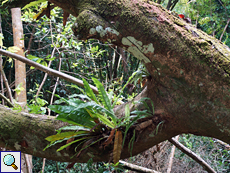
0, 0, 230, 164
11, 7, 33, 173
11, 8, 27, 107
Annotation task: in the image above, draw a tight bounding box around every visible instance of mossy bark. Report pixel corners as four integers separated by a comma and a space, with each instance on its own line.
48, 0, 230, 139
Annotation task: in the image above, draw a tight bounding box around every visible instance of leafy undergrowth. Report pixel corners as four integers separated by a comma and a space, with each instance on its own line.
32, 157, 126, 173
44, 75, 153, 166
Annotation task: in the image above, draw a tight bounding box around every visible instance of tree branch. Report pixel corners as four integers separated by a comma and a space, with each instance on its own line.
119, 160, 160, 173
0, 49, 98, 94
167, 135, 179, 173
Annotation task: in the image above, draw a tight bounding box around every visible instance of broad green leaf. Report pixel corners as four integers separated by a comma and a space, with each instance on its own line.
68, 94, 90, 100
66, 98, 85, 107
49, 104, 97, 128
41, 61, 47, 67
56, 137, 89, 152
27, 54, 40, 61
68, 99, 114, 117
55, 114, 92, 127
83, 78, 99, 104
7, 46, 20, 53
22, 0, 47, 10
75, 101, 117, 124
70, 100, 98, 109
53, 97, 68, 104
56, 112, 96, 128
45, 131, 88, 142
49, 105, 75, 114
43, 133, 88, 151
58, 126, 90, 131
125, 104, 130, 118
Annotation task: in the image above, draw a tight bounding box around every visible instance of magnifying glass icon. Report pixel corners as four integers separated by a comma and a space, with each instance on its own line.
3, 154, 18, 170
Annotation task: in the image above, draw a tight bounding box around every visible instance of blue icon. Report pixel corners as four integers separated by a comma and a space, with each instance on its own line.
3, 154, 18, 170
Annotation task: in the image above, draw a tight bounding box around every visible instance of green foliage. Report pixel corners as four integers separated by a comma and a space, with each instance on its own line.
27, 54, 48, 69
178, 135, 230, 172
32, 157, 125, 173
83, 78, 99, 104
45, 77, 152, 165
174, 0, 230, 46
14, 83, 25, 96
27, 85, 48, 114
27, 97, 47, 114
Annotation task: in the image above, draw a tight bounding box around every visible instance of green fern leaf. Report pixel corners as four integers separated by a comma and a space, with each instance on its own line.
92, 78, 112, 111
83, 78, 99, 104
92, 78, 117, 124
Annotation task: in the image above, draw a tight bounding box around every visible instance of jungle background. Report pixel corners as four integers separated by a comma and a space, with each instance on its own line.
0, 0, 230, 172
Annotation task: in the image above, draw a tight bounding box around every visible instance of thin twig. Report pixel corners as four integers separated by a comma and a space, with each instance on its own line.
55, 161, 60, 173
0, 93, 14, 107
1, 69, 37, 93
167, 135, 179, 173
169, 137, 216, 173
48, 56, 61, 116
35, 48, 56, 98
0, 65, 14, 103
219, 18, 230, 41
119, 160, 161, 173
0, 13, 4, 105
41, 158, 46, 173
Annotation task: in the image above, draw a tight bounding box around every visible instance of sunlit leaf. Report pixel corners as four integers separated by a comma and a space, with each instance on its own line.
43, 133, 88, 151
58, 126, 90, 132
14, 83, 25, 95
56, 137, 89, 152
22, 0, 47, 10
83, 78, 99, 104
7, 46, 20, 53
45, 131, 88, 142
2, 0, 9, 5
125, 104, 130, 118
